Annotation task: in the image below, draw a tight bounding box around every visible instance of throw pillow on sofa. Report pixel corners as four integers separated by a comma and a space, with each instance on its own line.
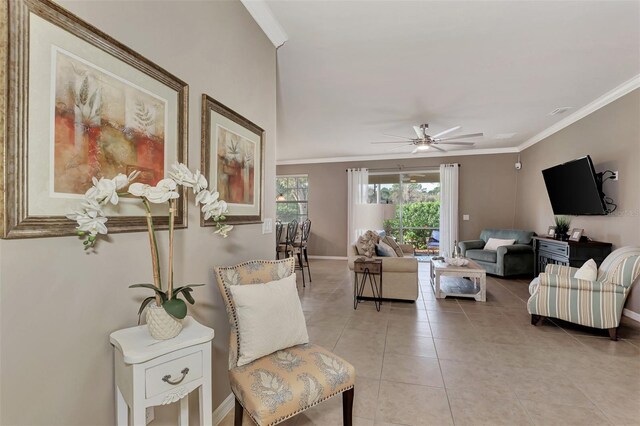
376, 241, 398, 257
484, 238, 516, 251
383, 236, 404, 257
574, 259, 598, 281
356, 230, 380, 258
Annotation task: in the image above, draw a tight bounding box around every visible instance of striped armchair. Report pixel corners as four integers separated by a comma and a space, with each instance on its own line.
528, 247, 640, 340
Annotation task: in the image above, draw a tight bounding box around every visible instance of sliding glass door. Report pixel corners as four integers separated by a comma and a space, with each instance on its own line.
368, 171, 440, 253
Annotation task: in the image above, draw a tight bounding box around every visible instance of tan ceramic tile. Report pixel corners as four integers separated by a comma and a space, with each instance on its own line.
427, 310, 472, 324
519, 399, 610, 426
387, 317, 432, 337
376, 380, 453, 425
335, 328, 386, 352
381, 353, 444, 387
449, 394, 533, 425
333, 344, 384, 380
353, 376, 381, 420
429, 321, 479, 340
345, 314, 390, 334
439, 359, 510, 392
384, 333, 437, 358
423, 299, 463, 312
294, 394, 374, 426
433, 338, 495, 363
503, 366, 594, 407
306, 325, 343, 350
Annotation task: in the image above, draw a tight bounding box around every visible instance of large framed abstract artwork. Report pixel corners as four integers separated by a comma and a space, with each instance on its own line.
201, 95, 264, 226
0, 0, 188, 239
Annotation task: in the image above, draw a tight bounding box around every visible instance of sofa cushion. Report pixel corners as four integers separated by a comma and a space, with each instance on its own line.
356, 230, 379, 258
574, 259, 598, 281
480, 229, 534, 245
382, 236, 404, 257
376, 241, 397, 257
466, 249, 497, 263
484, 238, 515, 251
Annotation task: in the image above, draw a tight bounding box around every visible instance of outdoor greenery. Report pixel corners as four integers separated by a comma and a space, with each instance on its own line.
276, 176, 309, 222
384, 201, 440, 249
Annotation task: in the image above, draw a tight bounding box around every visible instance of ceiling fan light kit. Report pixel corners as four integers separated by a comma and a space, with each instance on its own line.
372, 123, 484, 154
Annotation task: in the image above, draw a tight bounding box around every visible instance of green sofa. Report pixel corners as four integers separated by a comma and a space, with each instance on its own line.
458, 229, 535, 277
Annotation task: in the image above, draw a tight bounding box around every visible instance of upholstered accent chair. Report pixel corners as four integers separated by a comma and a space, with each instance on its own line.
215, 258, 355, 425
458, 229, 535, 277
528, 247, 640, 340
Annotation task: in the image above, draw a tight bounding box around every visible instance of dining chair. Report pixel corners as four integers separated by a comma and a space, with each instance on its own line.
275, 221, 284, 258
214, 258, 355, 426
293, 219, 312, 283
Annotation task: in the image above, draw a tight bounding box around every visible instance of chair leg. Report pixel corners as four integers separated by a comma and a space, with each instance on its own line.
531, 314, 545, 326
304, 247, 312, 282
297, 252, 306, 287
342, 387, 354, 426
234, 398, 243, 426
608, 327, 618, 341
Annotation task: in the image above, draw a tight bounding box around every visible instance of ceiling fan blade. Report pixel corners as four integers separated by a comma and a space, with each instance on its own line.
387, 143, 415, 151
411, 147, 420, 154
437, 141, 476, 146
431, 126, 461, 139
382, 133, 413, 141
436, 132, 483, 141
370, 141, 414, 144
429, 144, 447, 152
413, 125, 424, 139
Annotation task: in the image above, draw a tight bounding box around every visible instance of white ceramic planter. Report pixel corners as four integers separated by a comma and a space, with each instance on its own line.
146, 302, 183, 340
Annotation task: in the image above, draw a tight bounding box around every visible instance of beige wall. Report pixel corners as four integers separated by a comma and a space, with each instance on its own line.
0, 1, 276, 424
515, 89, 640, 314
277, 153, 520, 257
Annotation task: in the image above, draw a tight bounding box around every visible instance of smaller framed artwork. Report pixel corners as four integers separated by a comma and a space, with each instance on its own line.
547, 226, 556, 238
201, 95, 264, 226
569, 228, 584, 242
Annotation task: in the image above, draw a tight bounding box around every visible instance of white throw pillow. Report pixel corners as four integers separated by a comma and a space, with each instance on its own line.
229, 274, 309, 367
484, 238, 516, 251
574, 259, 598, 281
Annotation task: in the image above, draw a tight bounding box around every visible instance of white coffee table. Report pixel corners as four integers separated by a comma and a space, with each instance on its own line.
430, 259, 487, 302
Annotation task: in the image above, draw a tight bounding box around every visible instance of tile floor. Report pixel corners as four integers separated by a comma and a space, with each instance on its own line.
221, 259, 640, 425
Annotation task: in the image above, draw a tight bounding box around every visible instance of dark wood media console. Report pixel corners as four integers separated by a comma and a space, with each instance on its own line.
533, 236, 612, 276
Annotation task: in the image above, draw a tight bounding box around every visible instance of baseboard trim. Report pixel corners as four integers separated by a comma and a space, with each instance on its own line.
308, 255, 348, 260
623, 308, 640, 323
213, 393, 234, 425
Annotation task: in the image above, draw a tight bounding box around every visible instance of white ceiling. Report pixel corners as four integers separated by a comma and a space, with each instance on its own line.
266, 1, 640, 164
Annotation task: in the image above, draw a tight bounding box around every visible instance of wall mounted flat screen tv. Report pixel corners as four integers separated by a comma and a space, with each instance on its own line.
542, 155, 608, 215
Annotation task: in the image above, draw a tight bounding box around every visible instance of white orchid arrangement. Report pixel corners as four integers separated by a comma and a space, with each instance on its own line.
67, 163, 233, 320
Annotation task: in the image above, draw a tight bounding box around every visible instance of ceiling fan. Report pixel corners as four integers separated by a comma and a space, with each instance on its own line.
371, 124, 483, 154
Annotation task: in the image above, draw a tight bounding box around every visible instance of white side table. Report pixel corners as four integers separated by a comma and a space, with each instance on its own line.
110, 317, 214, 426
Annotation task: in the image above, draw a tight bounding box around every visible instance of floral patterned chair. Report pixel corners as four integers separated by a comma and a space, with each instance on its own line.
215, 258, 355, 425
528, 246, 640, 340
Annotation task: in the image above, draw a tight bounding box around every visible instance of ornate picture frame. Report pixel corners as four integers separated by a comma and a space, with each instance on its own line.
201, 94, 264, 226
0, 0, 189, 239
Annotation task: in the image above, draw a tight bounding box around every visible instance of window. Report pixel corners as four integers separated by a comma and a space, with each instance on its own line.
368, 171, 440, 251
276, 175, 308, 222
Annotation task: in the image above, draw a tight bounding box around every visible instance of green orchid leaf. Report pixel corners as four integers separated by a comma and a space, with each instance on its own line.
130, 283, 168, 299
174, 288, 195, 305
137, 297, 156, 325
171, 284, 204, 296
163, 298, 187, 319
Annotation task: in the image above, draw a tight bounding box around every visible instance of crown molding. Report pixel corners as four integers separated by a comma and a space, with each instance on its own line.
518, 74, 640, 151
240, 0, 288, 48
276, 147, 519, 166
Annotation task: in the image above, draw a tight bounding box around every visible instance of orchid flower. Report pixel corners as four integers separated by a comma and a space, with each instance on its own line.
75, 210, 108, 236
145, 179, 180, 204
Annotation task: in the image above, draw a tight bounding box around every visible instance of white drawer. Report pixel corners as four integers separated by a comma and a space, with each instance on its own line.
145, 350, 203, 398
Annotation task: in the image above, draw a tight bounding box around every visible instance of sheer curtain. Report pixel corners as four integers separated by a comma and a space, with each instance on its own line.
439, 164, 459, 257
347, 168, 369, 248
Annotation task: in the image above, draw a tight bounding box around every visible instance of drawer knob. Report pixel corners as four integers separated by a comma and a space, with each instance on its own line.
162, 368, 189, 385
